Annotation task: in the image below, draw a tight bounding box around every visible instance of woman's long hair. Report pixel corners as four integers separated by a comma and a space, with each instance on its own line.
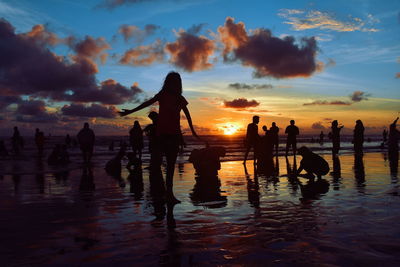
161, 71, 182, 95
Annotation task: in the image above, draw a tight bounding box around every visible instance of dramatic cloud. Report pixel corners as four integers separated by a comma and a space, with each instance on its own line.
118, 24, 159, 43
218, 17, 320, 78
61, 103, 118, 118
165, 30, 215, 72
66, 79, 143, 105
0, 19, 141, 106
311, 121, 325, 129
223, 98, 260, 109
23, 24, 62, 46
15, 100, 58, 123
278, 9, 380, 32
304, 90, 370, 106
228, 83, 273, 90
303, 100, 351, 106
350, 90, 370, 102
120, 39, 165, 66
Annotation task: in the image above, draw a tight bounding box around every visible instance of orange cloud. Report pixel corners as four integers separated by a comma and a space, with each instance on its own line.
120, 39, 164, 66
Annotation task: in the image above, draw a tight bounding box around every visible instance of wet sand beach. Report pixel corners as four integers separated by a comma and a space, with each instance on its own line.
0, 140, 399, 266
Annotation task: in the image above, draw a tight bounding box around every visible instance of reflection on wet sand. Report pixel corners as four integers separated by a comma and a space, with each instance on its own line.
0, 153, 399, 266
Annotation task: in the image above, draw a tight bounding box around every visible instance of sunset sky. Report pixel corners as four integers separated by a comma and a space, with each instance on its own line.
0, 0, 399, 136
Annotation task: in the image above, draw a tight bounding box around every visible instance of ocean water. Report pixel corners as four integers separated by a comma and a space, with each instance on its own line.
0, 135, 399, 266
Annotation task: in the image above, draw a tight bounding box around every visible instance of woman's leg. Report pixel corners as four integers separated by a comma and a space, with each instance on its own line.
164, 135, 180, 203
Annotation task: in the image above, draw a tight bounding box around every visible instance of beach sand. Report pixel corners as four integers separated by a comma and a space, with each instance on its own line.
0, 149, 399, 266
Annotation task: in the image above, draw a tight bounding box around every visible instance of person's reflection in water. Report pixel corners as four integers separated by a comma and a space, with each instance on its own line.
244, 164, 260, 209
286, 156, 298, 195
298, 178, 330, 202
331, 154, 342, 191
128, 158, 144, 201
354, 153, 366, 193
79, 166, 95, 195
388, 150, 398, 183
149, 167, 167, 222
190, 172, 227, 209
159, 203, 180, 265
35, 159, 45, 194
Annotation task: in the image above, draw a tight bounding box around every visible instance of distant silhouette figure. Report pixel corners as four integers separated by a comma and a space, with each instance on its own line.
382, 129, 388, 143
285, 120, 299, 156
119, 71, 201, 203
243, 115, 260, 165
319, 131, 324, 144
11, 126, 22, 155
77, 122, 95, 164
65, 134, 71, 147
109, 140, 114, 151
297, 146, 329, 180
35, 128, 45, 157
388, 117, 399, 153
331, 120, 343, 154
270, 122, 279, 155
129, 120, 144, 159
353, 120, 365, 153
0, 140, 9, 157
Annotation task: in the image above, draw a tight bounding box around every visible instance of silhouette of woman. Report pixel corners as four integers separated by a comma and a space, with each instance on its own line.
129, 120, 144, 159
331, 120, 343, 154
353, 120, 364, 153
119, 72, 201, 203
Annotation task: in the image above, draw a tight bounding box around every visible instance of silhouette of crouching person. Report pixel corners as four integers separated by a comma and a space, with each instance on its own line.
296, 146, 329, 180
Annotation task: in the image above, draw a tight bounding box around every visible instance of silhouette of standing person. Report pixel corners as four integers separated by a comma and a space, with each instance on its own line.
331, 120, 344, 155
144, 111, 159, 166
270, 122, 279, 156
383, 129, 388, 144
129, 120, 144, 159
11, 126, 22, 156
319, 131, 324, 144
77, 122, 95, 164
243, 116, 260, 165
119, 71, 201, 203
353, 120, 364, 153
285, 120, 299, 156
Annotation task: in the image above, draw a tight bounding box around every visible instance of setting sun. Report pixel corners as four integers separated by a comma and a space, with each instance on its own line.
219, 123, 241, 135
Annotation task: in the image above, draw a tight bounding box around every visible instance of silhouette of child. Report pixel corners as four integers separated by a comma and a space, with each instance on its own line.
189, 146, 226, 176
296, 146, 329, 179
105, 144, 126, 178
119, 72, 201, 203
129, 120, 144, 159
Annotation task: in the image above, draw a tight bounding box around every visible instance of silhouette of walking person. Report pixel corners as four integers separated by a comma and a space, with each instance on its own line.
129, 120, 144, 159
319, 131, 324, 144
353, 120, 364, 153
243, 115, 260, 165
285, 120, 299, 156
270, 122, 279, 156
119, 71, 201, 203
77, 122, 95, 164
331, 120, 343, 154
388, 117, 399, 153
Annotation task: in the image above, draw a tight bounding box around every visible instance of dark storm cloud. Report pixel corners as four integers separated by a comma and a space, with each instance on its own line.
118, 24, 159, 43
165, 30, 215, 72
218, 17, 320, 78
61, 103, 118, 118
0, 19, 142, 105
228, 83, 273, 90
311, 122, 325, 129
223, 98, 260, 109
350, 90, 370, 102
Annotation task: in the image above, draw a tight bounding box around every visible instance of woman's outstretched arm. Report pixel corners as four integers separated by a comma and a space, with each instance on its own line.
118, 97, 157, 117
182, 106, 201, 140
